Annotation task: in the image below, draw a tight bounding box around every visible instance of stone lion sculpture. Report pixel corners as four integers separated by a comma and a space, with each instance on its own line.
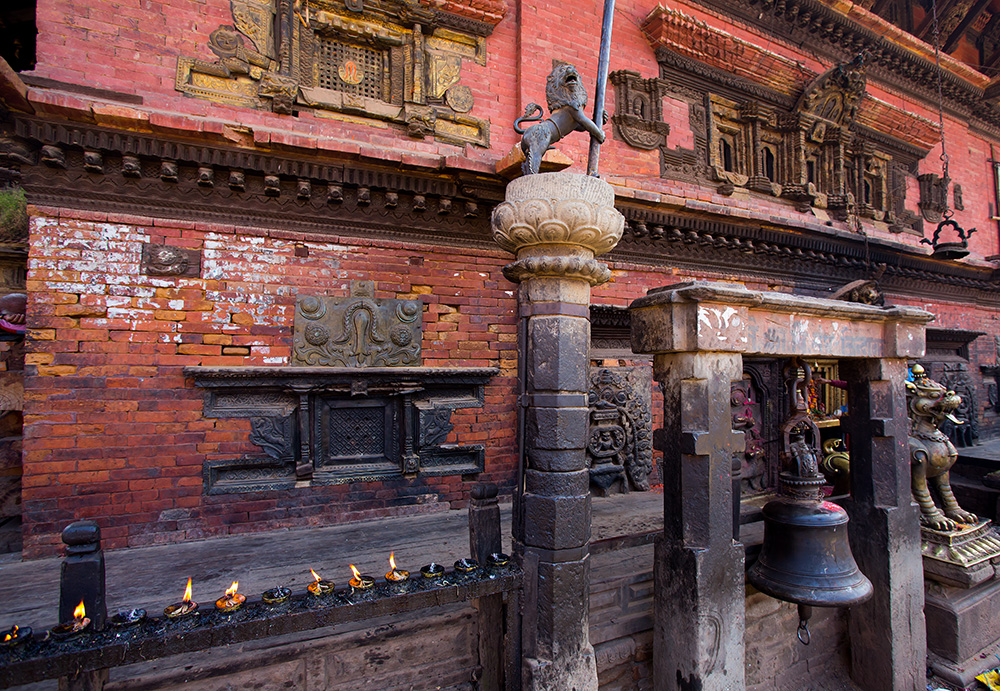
907, 364, 978, 531
514, 63, 605, 175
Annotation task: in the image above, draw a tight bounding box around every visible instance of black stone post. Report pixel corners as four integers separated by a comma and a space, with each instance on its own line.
492, 172, 623, 690
59, 521, 107, 630
58, 520, 108, 691
470, 483, 504, 691
840, 358, 926, 691
651, 352, 746, 691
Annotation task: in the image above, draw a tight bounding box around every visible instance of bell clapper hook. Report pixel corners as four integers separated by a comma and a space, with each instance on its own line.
796, 604, 813, 645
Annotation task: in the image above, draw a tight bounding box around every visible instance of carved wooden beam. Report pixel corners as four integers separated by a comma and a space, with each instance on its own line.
942, 0, 991, 54
914, 0, 961, 43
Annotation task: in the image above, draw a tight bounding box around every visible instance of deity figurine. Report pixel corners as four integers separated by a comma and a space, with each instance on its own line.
907, 364, 978, 531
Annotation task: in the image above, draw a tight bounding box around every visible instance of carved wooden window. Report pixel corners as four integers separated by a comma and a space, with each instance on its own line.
762, 146, 776, 182
175, 0, 493, 146
315, 38, 386, 100
806, 157, 817, 186
709, 94, 749, 186
315, 396, 400, 482
720, 136, 737, 173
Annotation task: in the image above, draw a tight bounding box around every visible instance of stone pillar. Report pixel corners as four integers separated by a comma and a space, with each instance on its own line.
59, 520, 107, 630
492, 171, 623, 691
651, 352, 746, 691
841, 358, 926, 691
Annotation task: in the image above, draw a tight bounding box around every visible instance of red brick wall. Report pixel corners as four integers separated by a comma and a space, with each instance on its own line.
21, 206, 518, 556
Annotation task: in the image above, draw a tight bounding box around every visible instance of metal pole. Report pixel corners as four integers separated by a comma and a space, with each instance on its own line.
587, 0, 616, 177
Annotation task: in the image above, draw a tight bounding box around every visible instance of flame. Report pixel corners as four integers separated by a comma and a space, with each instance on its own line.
310, 569, 322, 582
73, 600, 86, 621
3, 625, 16, 642
389, 552, 396, 570
350, 564, 362, 579
182, 577, 193, 603
225, 581, 239, 597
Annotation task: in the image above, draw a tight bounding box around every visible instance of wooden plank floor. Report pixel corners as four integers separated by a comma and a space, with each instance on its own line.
0, 492, 664, 633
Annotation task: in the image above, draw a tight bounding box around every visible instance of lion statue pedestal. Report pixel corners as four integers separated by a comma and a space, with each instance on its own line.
910, 366, 1000, 688
908, 364, 1000, 587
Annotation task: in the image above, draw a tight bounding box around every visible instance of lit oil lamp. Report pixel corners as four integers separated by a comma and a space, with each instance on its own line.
454, 558, 479, 574
164, 577, 198, 618
1, 624, 30, 647
262, 587, 291, 605
420, 563, 444, 580
215, 581, 246, 613
349, 564, 374, 591
307, 569, 334, 596
51, 600, 91, 639
385, 552, 409, 584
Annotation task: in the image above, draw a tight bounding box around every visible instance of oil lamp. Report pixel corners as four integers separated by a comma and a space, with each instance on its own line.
51, 600, 91, 639
307, 569, 334, 596
215, 581, 245, 613
1, 625, 30, 647
262, 587, 291, 605
487, 552, 510, 568
420, 563, 444, 579
109, 609, 146, 627
164, 577, 198, 618
349, 565, 374, 591
454, 558, 479, 574
385, 552, 409, 584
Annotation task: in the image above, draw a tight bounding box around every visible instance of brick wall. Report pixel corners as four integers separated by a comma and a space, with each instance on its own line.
21, 206, 519, 556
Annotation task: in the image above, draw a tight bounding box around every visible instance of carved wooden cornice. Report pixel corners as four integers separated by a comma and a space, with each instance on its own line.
671, 0, 1000, 134
418, 0, 508, 30
613, 204, 1000, 305
2, 113, 996, 305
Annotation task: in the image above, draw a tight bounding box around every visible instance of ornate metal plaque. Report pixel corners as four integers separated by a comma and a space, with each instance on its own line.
292, 295, 422, 367
141, 243, 201, 277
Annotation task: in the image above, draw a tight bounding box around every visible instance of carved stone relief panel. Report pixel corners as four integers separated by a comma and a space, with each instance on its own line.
921, 329, 984, 449
175, 0, 497, 146
292, 294, 422, 367
586, 366, 654, 496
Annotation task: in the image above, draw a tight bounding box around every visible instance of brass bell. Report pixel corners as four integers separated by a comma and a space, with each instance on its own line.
748, 360, 872, 644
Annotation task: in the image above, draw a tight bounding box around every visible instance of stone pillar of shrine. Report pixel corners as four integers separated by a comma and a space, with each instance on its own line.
840, 357, 926, 690
492, 171, 623, 691
630, 281, 933, 691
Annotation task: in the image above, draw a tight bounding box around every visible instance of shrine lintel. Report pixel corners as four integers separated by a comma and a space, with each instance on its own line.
630, 281, 934, 359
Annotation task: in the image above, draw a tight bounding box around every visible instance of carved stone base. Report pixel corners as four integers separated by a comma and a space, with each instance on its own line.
926, 577, 1000, 687
922, 519, 1000, 588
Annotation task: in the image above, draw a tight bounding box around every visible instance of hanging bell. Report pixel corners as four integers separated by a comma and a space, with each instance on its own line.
748, 360, 873, 644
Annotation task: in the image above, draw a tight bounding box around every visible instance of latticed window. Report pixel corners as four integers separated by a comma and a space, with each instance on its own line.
315, 38, 384, 100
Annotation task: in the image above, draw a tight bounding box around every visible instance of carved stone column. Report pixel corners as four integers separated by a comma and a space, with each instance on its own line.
492, 172, 624, 691
841, 358, 926, 691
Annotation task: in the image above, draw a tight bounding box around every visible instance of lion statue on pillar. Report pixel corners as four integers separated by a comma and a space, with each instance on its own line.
907, 364, 978, 531
514, 62, 606, 176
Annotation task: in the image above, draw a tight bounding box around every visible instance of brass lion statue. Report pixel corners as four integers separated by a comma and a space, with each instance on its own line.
907, 364, 978, 531
514, 63, 605, 176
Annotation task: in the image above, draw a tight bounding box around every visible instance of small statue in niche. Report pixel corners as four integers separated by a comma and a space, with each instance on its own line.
907, 364, 978, 531
788, 426, 820, 479
514, 63, 606, 176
